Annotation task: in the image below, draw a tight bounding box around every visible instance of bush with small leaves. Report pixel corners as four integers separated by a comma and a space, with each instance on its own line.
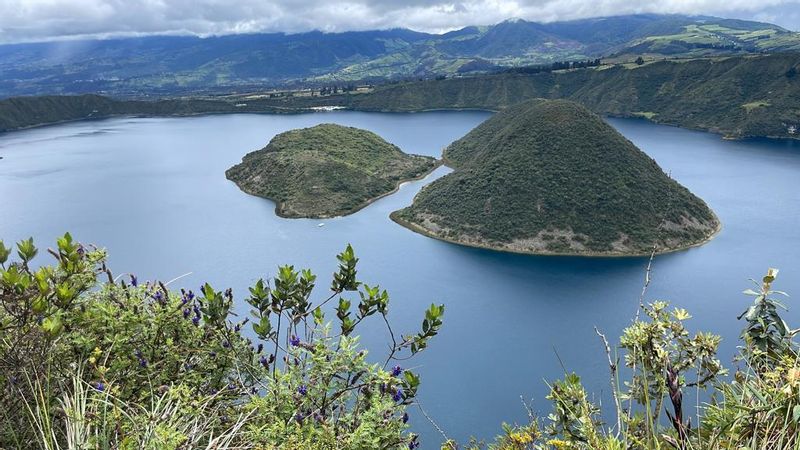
0, 234, 443, 449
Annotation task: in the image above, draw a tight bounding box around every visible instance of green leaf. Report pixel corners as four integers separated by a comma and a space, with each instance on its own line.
0, 240, 10, 265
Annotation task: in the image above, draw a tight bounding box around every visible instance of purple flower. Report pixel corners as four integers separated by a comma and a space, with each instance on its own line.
290, 335, 300, 347
391, 365, 403, 377
222, 340, 230, 348
130, 274, 138, 287
183, 308, 191, 319
257, 343, 264, 354
298, 385, 307, 396
393, 388, 404, 403
259, 356, 269, 367
192, 316, 200, 326
94, 382, 105, 392
295, 413, 304, 424
408, 439, 419, 450
139, 358, 148, 368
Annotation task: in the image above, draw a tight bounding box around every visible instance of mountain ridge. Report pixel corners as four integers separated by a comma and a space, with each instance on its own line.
1, 14, 798, 97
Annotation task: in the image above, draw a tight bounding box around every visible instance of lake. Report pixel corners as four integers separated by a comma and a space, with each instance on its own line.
1, 111, 799, 447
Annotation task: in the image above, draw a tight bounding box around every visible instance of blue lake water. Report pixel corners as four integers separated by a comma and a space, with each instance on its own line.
1, 111, 799, 447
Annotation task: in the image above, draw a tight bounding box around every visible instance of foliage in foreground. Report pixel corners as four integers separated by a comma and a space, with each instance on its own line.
0, 234, 443, 449
463, 268, 800, 450
2, 234, 799, 450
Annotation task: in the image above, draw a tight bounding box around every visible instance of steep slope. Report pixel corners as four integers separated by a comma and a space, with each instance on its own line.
392, 100, 720, 256
226, 124, 438, 218
349, 53, 800, 140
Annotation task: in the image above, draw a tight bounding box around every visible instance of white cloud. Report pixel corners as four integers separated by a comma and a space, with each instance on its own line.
0, 0, 798, 43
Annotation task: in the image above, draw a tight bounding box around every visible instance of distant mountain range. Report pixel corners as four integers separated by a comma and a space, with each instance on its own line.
0, 14, 798, 98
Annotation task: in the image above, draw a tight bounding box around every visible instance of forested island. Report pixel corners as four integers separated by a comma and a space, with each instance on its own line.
225, 124, 438, 218
392, 99, 720, 256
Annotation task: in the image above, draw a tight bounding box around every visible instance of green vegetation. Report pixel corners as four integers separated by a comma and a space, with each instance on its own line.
225, 124, 438, 218
0, 234, 443, 449
2, 234, 799, 449
350, 53, 800, 140
1, 14, 797, 97
1, 54, 799, 141
392, 100, 719, 256
0, 94, 352, 133
460, 268, 800, 450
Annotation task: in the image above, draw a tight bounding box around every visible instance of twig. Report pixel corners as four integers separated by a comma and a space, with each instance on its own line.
595, 326, 622, 435
417, 401, 450, 444
164, 272, 193, 286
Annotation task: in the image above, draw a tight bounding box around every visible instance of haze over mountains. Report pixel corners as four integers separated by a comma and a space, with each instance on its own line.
1, 13, 799, 98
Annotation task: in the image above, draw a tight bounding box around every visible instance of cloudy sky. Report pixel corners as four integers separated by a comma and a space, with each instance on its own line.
0, 0, 798, 43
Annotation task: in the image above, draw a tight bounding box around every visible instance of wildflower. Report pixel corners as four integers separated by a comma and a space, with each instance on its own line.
393, 388, 404, 402
787, 367, 800, 385
255, 354, 266, 367
257, 343, 264, 353
402, 412, 409, 423
295, 413, 304, 424
192, 316, 200, 326
391, 365, 403, 377
290, 335, 300, 347
509, 431, 533, 445
94, 382, 105, 392
222, 339, 230, 348
139, 358, 148, 368
407, 436, 419, 449
298, 385, 307, 396
130, 274, 138, 287
183, 308, 190, 319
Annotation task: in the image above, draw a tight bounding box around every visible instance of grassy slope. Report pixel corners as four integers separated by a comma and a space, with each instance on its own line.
392, 100, 719, 256
225, 124, 438, 218
350, 53, 800, 140
1, 54, 798, 141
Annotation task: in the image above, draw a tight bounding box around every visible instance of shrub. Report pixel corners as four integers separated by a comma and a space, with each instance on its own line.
0, 234, 443, 449
465, 268, 798, 450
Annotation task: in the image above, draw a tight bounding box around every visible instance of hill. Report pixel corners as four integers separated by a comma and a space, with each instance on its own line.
225, 124, 438, 218
0, 14, 798, 97
349, 53, 800, 140
391, 100, 720, 256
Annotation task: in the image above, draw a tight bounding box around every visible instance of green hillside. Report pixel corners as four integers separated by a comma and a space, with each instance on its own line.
392, 100, 720, 256
350, 53, 800, 140
1, 14, 798, 97
226, 124, 438, 218
2, 54, 798, 141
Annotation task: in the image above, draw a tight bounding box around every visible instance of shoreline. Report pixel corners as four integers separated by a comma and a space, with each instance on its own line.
389, 210, 723, 259
228, 158, 444, 220
1, 106, 798, 144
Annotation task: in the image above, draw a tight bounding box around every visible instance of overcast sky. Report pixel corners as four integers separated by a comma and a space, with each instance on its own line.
0, 0, 798, 43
